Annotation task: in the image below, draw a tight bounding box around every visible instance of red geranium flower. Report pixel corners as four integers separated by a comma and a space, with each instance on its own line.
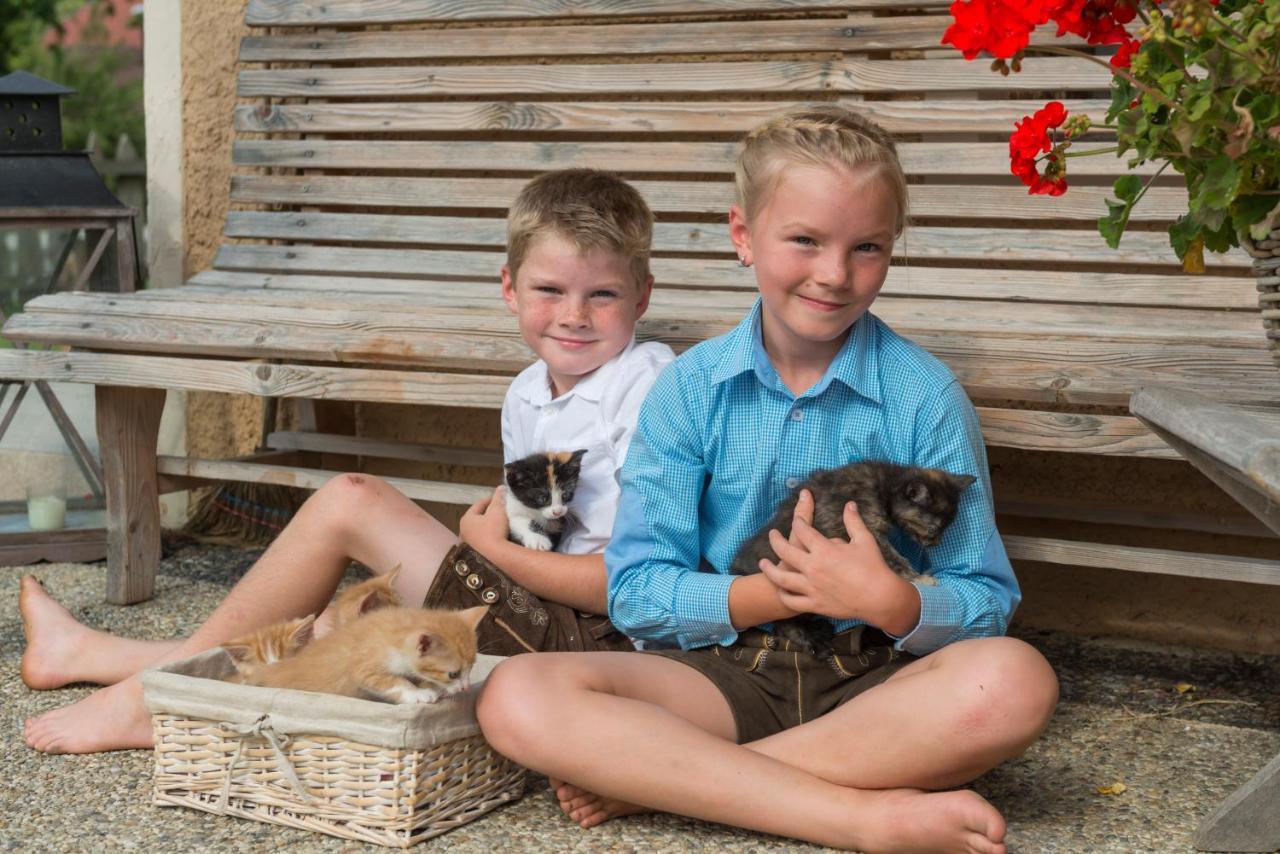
1010, 101, 1071, 195
1111, 36, 1142, 68
941, 0, 1051, 59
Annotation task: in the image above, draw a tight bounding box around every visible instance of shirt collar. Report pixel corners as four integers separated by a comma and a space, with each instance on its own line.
710, 298, 882, 404
512, 336, 638, 407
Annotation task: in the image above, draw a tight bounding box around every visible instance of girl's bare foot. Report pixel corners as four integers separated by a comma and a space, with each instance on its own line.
19, 575, 100, 689
23, 676, 154, 754
848, 787, 1007, 854
549, 777, 649, 829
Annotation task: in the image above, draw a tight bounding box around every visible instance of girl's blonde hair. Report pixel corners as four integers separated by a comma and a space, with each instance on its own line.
734, 105, 909, 235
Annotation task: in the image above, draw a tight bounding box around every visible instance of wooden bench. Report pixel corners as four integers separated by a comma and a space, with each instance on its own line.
1, 0, 1278, 604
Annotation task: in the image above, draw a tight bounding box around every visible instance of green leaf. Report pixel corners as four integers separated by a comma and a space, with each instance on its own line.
1193, 155, 1243, 211
1098, 199, 1130, 249
1168, 216, 1200, 264
1113, 175, 1142, 204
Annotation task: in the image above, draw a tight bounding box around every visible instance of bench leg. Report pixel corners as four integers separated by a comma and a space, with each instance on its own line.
95, 385, 165, 604
1194, 750, 1280, 852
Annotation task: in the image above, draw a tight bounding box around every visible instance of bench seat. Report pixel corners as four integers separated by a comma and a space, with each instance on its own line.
2, 0, 1277, 602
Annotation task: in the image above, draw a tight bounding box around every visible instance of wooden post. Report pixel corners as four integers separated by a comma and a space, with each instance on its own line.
96, 385, 165, 604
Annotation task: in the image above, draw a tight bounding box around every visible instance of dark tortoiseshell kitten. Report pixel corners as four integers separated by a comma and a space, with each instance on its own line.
730, 460, 977, 659
504, 449, 588, 551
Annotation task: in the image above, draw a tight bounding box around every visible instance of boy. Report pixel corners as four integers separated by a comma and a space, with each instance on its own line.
20, 168, 674, 754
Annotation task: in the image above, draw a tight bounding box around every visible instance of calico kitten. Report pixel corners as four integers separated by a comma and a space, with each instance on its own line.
731, 460, 977, 659
331, 566, 403, 629
244, 605, 488, 704
504, 449, 587, 551
222, 615, 316, 684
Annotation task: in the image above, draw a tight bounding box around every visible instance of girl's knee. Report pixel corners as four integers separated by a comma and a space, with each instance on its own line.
475, 656, 565, 760
953, 637, 1058, 741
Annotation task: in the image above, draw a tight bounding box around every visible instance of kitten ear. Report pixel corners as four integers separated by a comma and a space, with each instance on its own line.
223, 641, 253, 663
457, 605, 490, 631
904, 479, 930, 505
502, 463, 516, 486
417, 633, 434, 655
384, 564, 402, 586
289, 614, 317, 647
952, 473, 977, 491
569, 448, 588, 465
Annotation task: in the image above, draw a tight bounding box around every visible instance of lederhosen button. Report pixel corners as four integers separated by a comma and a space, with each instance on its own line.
465, 573, 482, 590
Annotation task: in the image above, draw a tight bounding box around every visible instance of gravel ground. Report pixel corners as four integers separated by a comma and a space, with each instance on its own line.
3, 541, 1278, 853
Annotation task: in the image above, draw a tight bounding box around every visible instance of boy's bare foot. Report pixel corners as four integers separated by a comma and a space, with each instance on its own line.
849, 787, 1007, 854
23, 677, 154, 754
549, 777, 649, 829
19, 575, 98, 690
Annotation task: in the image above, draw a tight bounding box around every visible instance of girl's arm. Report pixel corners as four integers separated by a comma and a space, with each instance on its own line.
893, 380, 1020, 654
607, 365, 791, 648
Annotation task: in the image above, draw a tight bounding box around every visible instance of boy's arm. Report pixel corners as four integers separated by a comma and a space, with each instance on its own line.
459, 489, 607, 614
891, 380, 1021, 655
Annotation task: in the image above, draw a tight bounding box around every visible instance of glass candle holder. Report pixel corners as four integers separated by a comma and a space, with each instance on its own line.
26, 482, 67, 531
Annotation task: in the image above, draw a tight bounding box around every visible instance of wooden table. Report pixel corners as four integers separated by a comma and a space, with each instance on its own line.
1131, 385, 1280, 853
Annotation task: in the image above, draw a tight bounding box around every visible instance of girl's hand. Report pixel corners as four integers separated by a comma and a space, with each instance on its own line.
758, 499, 919, 632
459, 486, 510, 555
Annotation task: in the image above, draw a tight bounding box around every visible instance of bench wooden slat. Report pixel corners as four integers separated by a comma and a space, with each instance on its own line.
239, 15, 1085, 62
220, 212, 1254, 273
1003, 535, 1280, 586
233, 140, 1153, 179
236, 57, 1107, 98
157, 455, 493, 505
246, 0, 953, 26
191, 267, 1264, 311
69, 285, 1256, 347
0, 351, 1208, 459
233, 98, 1115, 136
7, 308, 1274, 406
0, 350, 511, 408
210, 237, 1250, 280
228, 175, 1191, 221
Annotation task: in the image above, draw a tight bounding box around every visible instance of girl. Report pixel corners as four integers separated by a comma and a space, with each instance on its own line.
475, 107, 1059, 854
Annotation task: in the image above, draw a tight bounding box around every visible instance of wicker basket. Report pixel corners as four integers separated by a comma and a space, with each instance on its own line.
1243, 224, 1280, 369
141, 650, 525, 848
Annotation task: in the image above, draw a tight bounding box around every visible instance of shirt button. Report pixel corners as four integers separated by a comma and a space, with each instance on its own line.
785, 477, 799, 489
791, 409, 804, 421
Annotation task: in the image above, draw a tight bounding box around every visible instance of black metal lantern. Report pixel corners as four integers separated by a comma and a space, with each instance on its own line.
0, 70, 141, 564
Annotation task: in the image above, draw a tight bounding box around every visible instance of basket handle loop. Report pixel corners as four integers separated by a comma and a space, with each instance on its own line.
218, 713, 313, 811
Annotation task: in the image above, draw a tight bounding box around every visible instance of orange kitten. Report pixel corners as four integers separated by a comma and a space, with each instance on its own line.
331, 566, 403, 629
246, 606, 487, 703
222, 615, 316, 684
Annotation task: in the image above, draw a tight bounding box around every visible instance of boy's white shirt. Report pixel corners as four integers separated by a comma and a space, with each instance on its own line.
502, 337, 675, 557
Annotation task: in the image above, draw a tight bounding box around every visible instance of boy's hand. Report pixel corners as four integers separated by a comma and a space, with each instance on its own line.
459, 486, 510, 555
759, 498, 920, 634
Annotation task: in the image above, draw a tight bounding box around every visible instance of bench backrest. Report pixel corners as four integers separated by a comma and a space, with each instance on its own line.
189, 0, 1264, 427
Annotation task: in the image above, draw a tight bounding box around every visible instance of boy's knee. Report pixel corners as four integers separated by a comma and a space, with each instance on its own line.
305, 473, 389, 529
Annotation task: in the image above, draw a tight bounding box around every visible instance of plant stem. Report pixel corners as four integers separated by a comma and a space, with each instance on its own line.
1033, 44, 1178, 109
1062, 145, 1121, 158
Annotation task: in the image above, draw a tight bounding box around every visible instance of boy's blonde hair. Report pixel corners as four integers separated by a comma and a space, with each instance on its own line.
735, 105, 909, 235
506, 168, 654, 288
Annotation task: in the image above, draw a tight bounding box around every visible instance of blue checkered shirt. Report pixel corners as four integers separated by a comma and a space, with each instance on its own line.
605, 299, 1020, 654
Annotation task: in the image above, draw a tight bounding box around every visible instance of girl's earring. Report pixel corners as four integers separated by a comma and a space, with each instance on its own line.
738, 256, 751, 268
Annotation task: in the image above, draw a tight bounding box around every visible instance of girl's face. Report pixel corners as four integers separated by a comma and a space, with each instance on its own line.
729, 162, 898, 360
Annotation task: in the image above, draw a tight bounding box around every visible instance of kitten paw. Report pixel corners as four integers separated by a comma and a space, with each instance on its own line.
523, 533, 554, 552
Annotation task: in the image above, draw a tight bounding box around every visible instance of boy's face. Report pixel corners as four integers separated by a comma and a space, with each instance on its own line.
730, 163, 896, 360
502, 231, 652, 398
